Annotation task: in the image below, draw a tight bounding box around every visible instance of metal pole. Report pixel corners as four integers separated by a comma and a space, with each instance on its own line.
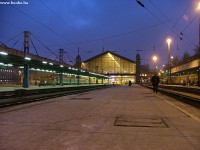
23, 31, 30, 88
167, 42, 171, 84
59, 49, 64, 86
198, 59, 200, 86
199, 16, 200, 53
198, 17, 200, 86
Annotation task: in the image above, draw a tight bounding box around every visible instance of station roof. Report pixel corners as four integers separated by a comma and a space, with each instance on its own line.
84, 50, 136, 64
0, 45, 108, 78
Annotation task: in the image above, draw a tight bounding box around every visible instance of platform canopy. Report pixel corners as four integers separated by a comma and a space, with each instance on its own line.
0, 45, 108, 79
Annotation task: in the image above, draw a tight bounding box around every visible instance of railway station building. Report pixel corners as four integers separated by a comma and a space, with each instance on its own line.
81, 51, 136, 85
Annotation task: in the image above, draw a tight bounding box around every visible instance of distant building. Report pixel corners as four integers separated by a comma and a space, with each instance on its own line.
82, 50, 136, 85
136, 53, 140, 84
140, 64, 151, 83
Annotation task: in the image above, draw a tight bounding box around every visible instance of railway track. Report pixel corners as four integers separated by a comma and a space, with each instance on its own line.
0, 85, 110, 108
142, 84, 200, 109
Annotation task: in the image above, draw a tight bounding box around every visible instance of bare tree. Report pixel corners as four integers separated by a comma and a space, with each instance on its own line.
171, 56, 180, 67
193, 46, 200, 55
181, 52, 190, 63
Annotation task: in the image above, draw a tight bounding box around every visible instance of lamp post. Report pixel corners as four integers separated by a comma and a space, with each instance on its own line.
152, 55, 157, 73
198, 57, 200, 86
197, 2, 200, 86
166, 38, 172, 84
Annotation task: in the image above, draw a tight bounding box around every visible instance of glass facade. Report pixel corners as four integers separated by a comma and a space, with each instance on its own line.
82, 52, 136, 85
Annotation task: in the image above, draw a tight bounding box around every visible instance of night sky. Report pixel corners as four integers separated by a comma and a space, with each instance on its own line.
0, 0, 199, 69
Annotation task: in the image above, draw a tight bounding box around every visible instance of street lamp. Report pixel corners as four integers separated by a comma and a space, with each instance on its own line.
166, 38, 172, 84
152, 55, 157, 72
196, 2, 200, 86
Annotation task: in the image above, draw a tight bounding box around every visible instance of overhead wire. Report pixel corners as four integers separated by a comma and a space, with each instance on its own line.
10, 5, 74, 44
149, 0, 197, 47
51, 17, 180, 47
31, 33, 76, 63
0, 17, 24, 31
142, 4, 180, 39
149, 0, 182, 34
64, 51, 76, 64
2, 32, 23, 50
31, 33, 57, 57
4, 1, 196, 63
11, 37, 21, 48
0, 41, 7, 47
4, 32, 23, 44
30, 37, 39, 56
3, 0, 183, 59
137, 0, 198, 60
38, 0, 101, 51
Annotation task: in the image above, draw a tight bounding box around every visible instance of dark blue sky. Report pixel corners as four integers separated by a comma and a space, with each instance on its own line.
0, 0, 199, 69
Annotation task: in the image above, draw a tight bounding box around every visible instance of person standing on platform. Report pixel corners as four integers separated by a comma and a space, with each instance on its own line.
128, 80, 132, 86
151, 73, 160, 93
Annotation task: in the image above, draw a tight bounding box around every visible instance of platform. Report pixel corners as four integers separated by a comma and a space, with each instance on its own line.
0, 85, 199, 149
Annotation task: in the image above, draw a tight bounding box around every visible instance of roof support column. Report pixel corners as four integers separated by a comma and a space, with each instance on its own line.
59, 72, 63, 86
76, 69, 80, 85
77, 75, 80, 85
89, 77, 91, 84
23, 64, 29, 88
96, 78, 98, 84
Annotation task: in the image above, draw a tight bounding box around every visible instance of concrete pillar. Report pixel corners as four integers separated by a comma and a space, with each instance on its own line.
96, 78, 98, 84
77, 75, 80, 85
59, 72, 63, 86
23, 64, 29, 88
89, 77, 91, 84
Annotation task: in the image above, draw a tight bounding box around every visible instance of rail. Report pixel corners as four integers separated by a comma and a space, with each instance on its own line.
142, 84, 200, 109
0, 84, 111, 107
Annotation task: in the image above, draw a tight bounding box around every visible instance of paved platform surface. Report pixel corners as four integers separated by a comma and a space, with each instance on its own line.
0, 85, 200, 150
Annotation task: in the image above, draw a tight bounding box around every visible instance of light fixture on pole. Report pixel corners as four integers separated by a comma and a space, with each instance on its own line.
166, 38, 172, 84
152, 55, 157, 72
196, 2, 200, 86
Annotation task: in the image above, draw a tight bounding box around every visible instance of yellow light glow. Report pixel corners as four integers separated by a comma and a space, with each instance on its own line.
197, 2, 200, 10
166, 38, 171, 44
108, 53, 120, 67
152, 55, 157, 62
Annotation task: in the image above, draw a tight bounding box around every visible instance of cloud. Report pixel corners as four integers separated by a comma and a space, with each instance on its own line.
61, 0, 99, 28
73, 18, 91, 28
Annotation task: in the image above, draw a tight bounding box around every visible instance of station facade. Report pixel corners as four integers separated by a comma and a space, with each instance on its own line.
81, 51, 136, 85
